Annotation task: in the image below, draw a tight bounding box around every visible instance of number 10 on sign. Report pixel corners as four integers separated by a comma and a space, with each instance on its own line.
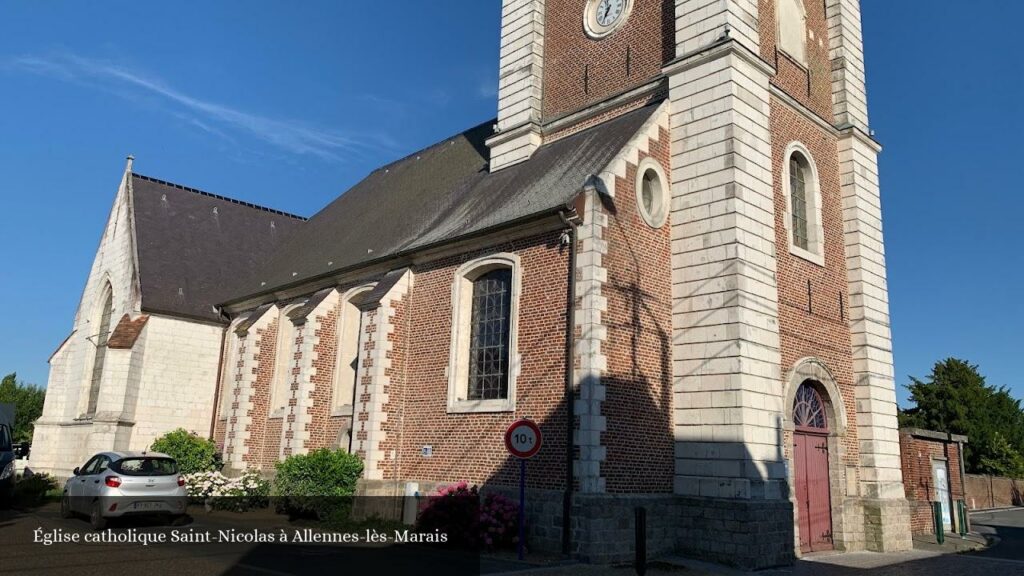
505, 419, 542, 560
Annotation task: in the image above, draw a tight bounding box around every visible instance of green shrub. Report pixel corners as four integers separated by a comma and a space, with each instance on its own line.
13, 473, 58, 507
150, 429, 218, 474
272, 448, 363, 521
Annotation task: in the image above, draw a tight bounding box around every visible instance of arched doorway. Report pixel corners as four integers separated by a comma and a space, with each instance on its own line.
792, 381, 833, 552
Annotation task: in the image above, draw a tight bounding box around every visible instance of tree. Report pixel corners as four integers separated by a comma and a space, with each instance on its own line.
978, 433, 1024, 478
900, 358, 1024, 475
0, 373, 46, 442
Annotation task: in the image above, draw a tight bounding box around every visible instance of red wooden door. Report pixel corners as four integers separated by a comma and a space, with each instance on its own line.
794, 431, 833, 552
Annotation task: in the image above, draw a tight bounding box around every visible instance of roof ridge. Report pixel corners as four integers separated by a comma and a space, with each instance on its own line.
370, 118, 495, 175
131, 172, 308, 221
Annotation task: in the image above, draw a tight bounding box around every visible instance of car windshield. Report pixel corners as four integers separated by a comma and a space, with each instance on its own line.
111, 457, 178, 476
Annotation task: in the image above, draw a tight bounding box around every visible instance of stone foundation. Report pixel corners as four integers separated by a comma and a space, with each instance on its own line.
359, 481, 797, 569
353, 482, 913, 569
862, 498, 913, 552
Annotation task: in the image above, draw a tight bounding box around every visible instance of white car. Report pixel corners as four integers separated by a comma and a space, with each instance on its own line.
61, 451, 187, 529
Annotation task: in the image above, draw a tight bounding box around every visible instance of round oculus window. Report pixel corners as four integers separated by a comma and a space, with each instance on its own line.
636, 159, 667, 228
584, 0, 632, 39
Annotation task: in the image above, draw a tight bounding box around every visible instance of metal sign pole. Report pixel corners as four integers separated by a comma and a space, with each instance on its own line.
519, 458, 526, 560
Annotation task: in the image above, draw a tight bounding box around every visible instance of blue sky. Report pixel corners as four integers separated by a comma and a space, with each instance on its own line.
0, 2, 1020, 406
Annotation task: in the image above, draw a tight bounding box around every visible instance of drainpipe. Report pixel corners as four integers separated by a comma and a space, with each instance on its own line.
559, 205, 582, 557
208, 305, 230, 439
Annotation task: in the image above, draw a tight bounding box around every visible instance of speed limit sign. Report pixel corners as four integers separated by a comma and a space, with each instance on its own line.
504, 418, 542, 459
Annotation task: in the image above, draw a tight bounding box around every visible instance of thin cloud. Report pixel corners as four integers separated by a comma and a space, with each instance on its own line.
478, 79, 497, 99
3, 53, 395, 163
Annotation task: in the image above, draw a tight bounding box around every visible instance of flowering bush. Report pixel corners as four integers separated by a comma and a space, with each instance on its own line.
479, 492, 519, 550
182, 469, 269, 512
415, 481, 519, 550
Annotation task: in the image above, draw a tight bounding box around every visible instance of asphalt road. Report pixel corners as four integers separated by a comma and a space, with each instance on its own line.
971, 508, 1024, 562
0, 502, 524, 576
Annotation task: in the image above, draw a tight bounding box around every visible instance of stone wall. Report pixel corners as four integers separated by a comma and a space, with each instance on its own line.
358, 479, 794, 570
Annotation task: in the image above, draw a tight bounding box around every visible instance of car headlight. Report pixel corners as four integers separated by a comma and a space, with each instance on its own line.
0, 461, 13, 481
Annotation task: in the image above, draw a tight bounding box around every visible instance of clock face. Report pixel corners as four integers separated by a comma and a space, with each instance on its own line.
585, 0, 630, 38
595, 0, 625, 27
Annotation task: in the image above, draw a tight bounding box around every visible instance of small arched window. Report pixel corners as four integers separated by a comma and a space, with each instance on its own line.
270, 307, 299, 416
783, 143, 824, 265
793, 382, 828, 431
777, 0, 808, 65
86, 285, 114, 415
447, 254, 521, 413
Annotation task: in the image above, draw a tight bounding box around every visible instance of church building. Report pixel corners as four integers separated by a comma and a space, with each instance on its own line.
35, 0, 912, 567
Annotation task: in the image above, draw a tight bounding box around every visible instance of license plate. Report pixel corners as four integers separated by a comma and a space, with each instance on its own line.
132, 501, 162, 511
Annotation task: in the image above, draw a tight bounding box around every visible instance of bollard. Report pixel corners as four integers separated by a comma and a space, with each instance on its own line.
933, 501, 945, 544
957, 500, 968, 537
635, 507, 647, 576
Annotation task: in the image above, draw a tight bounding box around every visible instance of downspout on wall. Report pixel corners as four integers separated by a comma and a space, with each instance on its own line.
560, 202, 583, 557
208, 305, 230, 440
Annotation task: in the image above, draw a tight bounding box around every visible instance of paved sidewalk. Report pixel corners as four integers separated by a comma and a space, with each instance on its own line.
910, 531, 987, 553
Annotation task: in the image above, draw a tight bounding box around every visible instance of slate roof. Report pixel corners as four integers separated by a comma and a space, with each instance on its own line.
223, 101, 661, 304
130, 174, 305, 322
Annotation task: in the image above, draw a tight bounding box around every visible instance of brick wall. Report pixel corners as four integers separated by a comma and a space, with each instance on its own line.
306, 303, 348, 450
601, 125, 674, 493
244, 318, 279, 470
224, 232, 573, 490
758, 0, 834, 120
398, 232, 570, 490
771, 100, 859, 468
965, 474, 1024, 510
898, 432, 966, 534
543, 0, 672, 121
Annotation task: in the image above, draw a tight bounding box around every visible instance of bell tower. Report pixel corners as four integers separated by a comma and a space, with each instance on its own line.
487, 0, 674, 171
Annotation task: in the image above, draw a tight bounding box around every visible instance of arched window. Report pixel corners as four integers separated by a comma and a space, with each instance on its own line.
793, 382, 828, 432
790, 153, 810, 250
783, 143, 824, 265
447, 254, 521, 413
270, 307, 299, 416
777, 0, 807, 65
86, 285, 114, 415
332, 287, 373, 415
467, 269, 513, 400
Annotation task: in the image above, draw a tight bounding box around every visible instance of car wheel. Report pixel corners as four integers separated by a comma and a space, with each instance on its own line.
60, 494, 73, 519
90, 501, 107, 530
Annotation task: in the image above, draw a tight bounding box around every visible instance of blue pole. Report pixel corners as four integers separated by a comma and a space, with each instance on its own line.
519, 458, 526, 560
